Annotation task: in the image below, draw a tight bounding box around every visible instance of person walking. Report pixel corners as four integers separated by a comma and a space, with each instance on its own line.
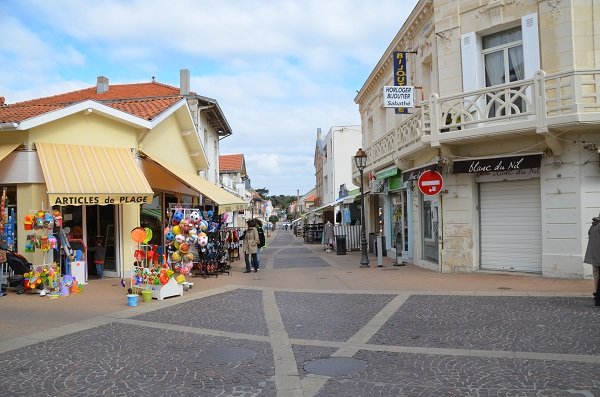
242, 219, 260, 273
584, 215, 600, 306
255, 219, 266, 269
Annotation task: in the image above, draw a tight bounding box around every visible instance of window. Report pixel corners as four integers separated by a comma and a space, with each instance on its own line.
482, 27, 524, 116
461, 13, 539, 120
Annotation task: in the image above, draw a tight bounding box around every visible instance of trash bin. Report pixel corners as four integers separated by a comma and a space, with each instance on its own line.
335, 235, 347, 255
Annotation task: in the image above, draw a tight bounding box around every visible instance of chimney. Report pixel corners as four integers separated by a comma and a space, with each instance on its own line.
180, 69, 190, 95
96, 76, 109, 94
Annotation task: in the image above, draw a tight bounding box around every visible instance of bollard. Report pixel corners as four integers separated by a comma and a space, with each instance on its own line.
376, 234, 383, 267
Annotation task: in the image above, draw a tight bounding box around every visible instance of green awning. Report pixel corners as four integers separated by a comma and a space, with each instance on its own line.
376, 167, 398, 179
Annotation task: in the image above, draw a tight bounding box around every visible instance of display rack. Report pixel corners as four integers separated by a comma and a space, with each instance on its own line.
130, 243, 183, 300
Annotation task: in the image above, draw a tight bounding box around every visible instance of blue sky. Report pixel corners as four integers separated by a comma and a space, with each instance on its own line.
0, 0, 419, 196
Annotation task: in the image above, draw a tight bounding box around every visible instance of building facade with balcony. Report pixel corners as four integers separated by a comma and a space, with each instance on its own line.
355, 0, 600, 279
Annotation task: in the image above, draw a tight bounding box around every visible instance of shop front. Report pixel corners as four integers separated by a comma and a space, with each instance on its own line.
452, 153, 543, 273
401, 163, 440, 268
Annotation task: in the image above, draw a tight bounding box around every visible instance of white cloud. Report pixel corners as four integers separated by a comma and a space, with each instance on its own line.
1, 0, 418, 194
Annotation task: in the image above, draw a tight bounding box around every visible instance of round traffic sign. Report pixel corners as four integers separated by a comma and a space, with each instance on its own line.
418, 170, 443, 196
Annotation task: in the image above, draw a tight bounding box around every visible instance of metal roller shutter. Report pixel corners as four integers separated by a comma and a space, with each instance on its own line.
479, 179, 542, 273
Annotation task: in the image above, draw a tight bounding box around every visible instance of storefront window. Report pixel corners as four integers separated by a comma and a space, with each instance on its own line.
140, 193, 162, 246
0, 186, 17, 251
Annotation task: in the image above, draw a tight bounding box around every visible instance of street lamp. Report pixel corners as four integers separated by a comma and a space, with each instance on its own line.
354, 148, 369, 268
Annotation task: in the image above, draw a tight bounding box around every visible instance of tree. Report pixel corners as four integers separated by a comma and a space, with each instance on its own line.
269, 215, 279, 229
255, 188, 269, 197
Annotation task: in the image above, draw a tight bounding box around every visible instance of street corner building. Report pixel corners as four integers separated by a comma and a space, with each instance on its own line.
352, 0, 600, 280
0, 70, 246, 281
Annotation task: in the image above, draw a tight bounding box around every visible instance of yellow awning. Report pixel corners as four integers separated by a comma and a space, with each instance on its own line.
143, 154, 247, 214
36, 142, 154, 206
0, 143, 20, 163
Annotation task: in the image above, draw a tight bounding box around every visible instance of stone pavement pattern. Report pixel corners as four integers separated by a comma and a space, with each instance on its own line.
0, 230, 599, 396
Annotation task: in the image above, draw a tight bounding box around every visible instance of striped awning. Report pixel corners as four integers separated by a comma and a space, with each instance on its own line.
36, 142, 154, 206
143, 153, 247, 214
0, 143, 20, 163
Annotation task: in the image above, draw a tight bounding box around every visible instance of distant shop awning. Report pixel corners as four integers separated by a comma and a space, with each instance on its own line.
36, 142, 154, 206
143, 154, 247, 214
0, 143, 20, 163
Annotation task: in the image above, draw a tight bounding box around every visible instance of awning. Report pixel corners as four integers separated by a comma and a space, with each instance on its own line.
376, 166, 398, 179
143, 154, 247, 214
0, 143, 20, 163
36, 142, 154, 206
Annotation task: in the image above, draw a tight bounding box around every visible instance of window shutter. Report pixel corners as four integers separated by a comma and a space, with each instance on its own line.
522, 13, 540, 78
461, 32, 483, 91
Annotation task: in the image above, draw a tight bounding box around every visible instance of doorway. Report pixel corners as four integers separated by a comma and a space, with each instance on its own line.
421, 194, 439, 263
86, 205, 117, 278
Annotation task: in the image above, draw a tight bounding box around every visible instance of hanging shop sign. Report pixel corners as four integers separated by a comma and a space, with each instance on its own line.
452, 154, 542, 174
418, 170, 444, 196
392, 51, 410, 114
401, 163, 438, 182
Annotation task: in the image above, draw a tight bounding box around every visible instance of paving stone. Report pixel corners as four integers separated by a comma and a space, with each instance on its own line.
369, 295, 600, 355
133, 289, 269, 336
272, 256, 330, 269
275, 292, 395, 341
0, 322, 276, 396
277, 247, 314, 255
315, 350, 600, 396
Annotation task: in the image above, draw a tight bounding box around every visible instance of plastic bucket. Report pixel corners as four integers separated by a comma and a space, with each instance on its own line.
141, 289, 152, 303
127, 294, 138, 307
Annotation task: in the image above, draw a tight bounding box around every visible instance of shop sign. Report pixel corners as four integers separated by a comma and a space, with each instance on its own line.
401, 164, 438, 182
383, 86, 414, 108
375, 167, 399, 180
388, 174, 403, 191
49, 194, 153, 206
452, 154, 542, 174
392, 51, 410, 114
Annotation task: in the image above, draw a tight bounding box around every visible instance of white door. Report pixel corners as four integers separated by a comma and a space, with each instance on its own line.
479, 179, 542, 272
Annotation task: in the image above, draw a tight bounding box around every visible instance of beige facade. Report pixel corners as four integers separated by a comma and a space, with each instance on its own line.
355, 0, 600, 279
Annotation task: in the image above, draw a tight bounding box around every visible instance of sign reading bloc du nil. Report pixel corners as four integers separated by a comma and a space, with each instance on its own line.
452, 154, 542, 174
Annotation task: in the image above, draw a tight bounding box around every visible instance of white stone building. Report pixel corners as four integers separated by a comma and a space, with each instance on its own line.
354, 0, 600, 279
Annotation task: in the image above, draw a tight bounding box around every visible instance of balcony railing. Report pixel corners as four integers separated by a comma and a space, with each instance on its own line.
360, 69, 600, 174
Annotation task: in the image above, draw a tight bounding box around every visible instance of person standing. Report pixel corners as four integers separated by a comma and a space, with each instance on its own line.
584, 215, 600, 306
242, 219, 260, 273
255, 219, 266, 269
89, 236, 106, 279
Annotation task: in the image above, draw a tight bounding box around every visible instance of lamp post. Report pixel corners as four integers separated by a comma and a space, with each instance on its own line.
354, 148, 369, 268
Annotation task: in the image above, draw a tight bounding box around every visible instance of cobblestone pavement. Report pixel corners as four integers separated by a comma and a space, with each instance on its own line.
0, 231, 599, 396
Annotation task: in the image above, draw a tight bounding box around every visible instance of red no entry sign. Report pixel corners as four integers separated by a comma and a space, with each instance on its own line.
418, 170, 443, 196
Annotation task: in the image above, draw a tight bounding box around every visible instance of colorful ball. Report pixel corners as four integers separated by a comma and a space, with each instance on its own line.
173, 211, 184, 223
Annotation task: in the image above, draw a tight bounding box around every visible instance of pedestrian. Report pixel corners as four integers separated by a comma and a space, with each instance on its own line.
323, 220, 334, 252
242, 219, 260, 273
584, 215, 600, 306
255, 219, 266, 268
89, 236, 106, 279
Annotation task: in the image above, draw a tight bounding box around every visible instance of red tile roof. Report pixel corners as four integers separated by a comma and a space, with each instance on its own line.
0, 104, 67, 123
15, 81, 181, 105
0, 81, 185, 123
305, 195, 317, 202
219, 154, 245, 173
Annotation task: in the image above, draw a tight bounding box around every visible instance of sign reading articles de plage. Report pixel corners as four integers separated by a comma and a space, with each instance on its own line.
383, 86, 414, 108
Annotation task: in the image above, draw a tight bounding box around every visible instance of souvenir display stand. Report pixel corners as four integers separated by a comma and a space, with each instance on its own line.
130, 236, 183, 301
22, 207, 64, 296
164, 204, 230, 279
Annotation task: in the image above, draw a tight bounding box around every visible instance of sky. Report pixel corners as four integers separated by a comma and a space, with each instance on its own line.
0, 0, 419, 196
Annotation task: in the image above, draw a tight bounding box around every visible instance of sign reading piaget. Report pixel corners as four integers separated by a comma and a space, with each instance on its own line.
383, 86, 414, 108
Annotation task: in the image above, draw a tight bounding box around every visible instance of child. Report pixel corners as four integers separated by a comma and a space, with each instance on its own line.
89, 236, 106, 279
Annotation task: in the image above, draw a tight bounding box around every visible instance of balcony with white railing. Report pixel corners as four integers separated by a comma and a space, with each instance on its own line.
357, 69, 600, 175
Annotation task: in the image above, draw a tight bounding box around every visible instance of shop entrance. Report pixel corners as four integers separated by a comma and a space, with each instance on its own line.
86, 205, 116, 278
421, 194, 439, 263
61, 205, 118, 279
